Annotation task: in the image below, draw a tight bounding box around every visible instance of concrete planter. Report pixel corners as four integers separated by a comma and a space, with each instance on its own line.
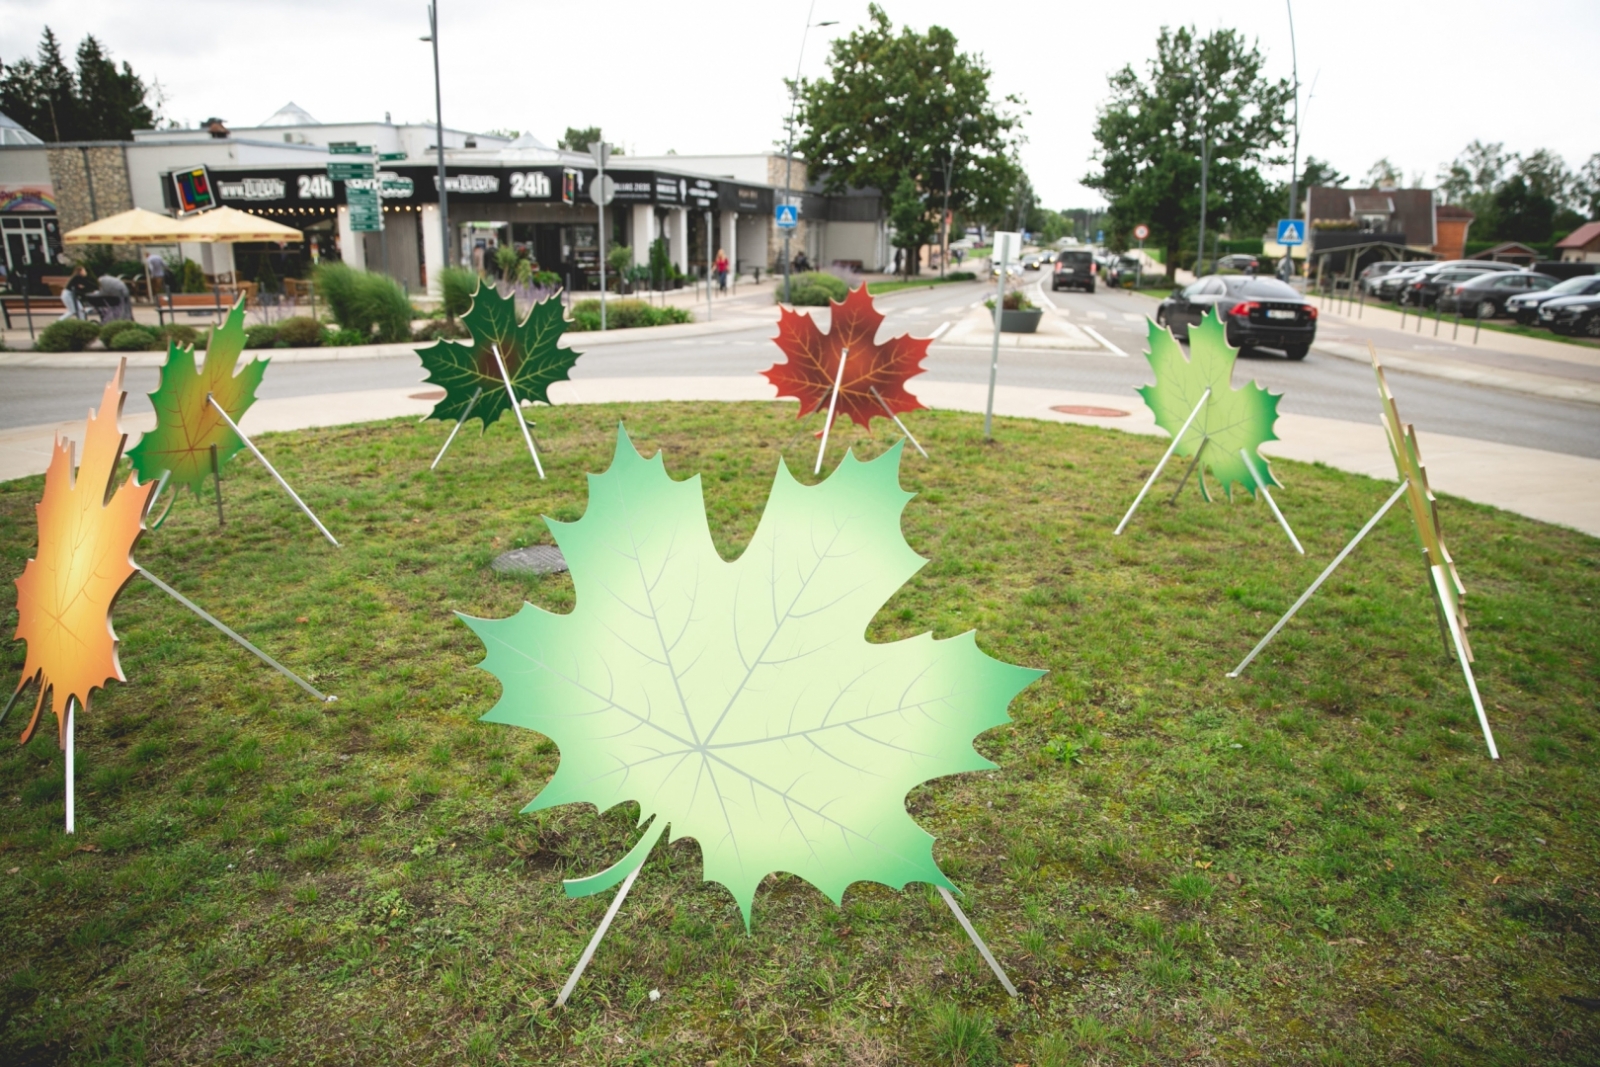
999, 308, 1043, 333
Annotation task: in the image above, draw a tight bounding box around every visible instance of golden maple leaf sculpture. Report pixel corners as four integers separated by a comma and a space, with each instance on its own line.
11, 361, 155, 747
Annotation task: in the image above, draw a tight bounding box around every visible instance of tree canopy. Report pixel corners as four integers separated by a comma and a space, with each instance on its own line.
1084, 25, 1292, 277
557, 127, 622, 156
1, 29, 154, 141
795, 3, 1024, 243
1437, 141, 1591, 243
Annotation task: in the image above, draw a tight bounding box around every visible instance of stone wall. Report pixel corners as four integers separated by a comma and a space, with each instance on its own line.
47, 144, 135, 259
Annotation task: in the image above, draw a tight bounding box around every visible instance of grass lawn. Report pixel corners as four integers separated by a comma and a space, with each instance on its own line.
866, 276, 977, 296
1, 401, 1596, 1065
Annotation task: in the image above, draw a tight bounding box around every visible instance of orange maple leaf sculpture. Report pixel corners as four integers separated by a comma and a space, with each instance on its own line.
762, 284, 931, 431
12, 361, 154, 747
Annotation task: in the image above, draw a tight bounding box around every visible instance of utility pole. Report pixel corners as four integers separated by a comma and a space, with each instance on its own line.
424, 2, 450, 271
1196, 109, 1209, 278
1286, 0, 1301, 223
939, 149, 955, 279
781, 4, 837, 303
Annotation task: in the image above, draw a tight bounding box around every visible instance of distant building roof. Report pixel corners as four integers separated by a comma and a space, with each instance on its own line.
1349, 194, 1395, 214
259, 102, 319, 126
1436, 203, 1475, 220
1471, 241, 1539, 261
0, 109, 44, 145
1556, 221, 1600, 249
1309, 185, 1435, 247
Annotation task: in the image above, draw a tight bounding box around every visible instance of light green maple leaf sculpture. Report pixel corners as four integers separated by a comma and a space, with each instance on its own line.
462, 427, 1042, 927
1137, 310, 1283, 500
417, 280, 580, 431
127, 297, 267, 496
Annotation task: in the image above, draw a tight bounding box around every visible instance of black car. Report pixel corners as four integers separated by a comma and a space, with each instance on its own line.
1437, 271, 1558, 317
1359, 260, 1413, 296
1392, 259, 1519, 305
1403, 267, 1500, 309
1215, 253, 1261, 273
1537, 294, 1600, 338
1155, 275, 1317, 359
1051, 249, 1096, 292
1506, 273, 1600, 324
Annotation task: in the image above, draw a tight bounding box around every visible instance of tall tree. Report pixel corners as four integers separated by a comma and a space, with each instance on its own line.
1, 28, 153, 141
795, 4, 1024, 255
886, 173, 936, 276
1365, 157, 1403, 187
557, 127, 621, 155
1575, 153, 1600, 220
73, 35, 152, 140
1085, 25, 1293, 280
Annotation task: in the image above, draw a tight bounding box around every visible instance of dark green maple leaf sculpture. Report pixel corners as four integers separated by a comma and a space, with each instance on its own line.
1138, 310, 1283, 500
462, 427, 1043, 928
417, 280, 581, 430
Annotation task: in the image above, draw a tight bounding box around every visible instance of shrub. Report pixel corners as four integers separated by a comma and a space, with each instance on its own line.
947, 270, 977, 281
566, 299, 692, 331
313, 263, 413, 343
34, 317, 102, 352
274, 316, 324, 348
109, 326, 161, 351
413, 319, 470, 341
244, 324, 280, 349
327, 328, 368, 347
175, 258, 208, 294
438, 266, 478, 321
775, 271, 848, 305
159, 324, 200, 348
532, 270, 561, 289
98, 319, 147, 346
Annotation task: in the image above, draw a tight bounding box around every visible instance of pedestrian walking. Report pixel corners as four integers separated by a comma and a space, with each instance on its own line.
146, 250, 167, 296
61, 265, 94, 320
713, 248, 729, 293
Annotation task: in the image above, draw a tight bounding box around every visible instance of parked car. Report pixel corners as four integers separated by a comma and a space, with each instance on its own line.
1394, 260, 1519, 306
1537, 294, 1600, 337
1155, 275, 1317, 359
1408, 268, 1498, 310
1051, 249, 1097, 292
1358, 260, 1413, 295
1376, 263, 1437, 301
1438, 271, 1559, 317
1506, 273, 1600, 324
1215, 253, 1261, 273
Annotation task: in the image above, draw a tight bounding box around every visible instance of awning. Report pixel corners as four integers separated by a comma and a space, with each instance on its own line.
174, 206, 303, 243
60, 207, 191, 244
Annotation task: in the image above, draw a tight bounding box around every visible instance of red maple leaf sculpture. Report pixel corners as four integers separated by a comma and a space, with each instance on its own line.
762, 285, 931, 431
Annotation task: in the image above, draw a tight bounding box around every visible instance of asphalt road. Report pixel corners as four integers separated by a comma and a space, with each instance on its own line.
3, 277, 1596, 460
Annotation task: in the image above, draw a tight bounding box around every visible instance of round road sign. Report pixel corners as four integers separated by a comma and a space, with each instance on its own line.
589, 175, 616, 207
1133, 224, 1150, 241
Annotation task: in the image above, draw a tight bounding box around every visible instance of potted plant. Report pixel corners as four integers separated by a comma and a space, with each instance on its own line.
986, 290, 1043, 333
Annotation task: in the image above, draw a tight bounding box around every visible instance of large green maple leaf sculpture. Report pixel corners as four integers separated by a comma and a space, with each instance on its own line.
127, 297, 266, 496
463, 427, 1042, 927
1137, 309, 1284, 500
417, 281, 580, 430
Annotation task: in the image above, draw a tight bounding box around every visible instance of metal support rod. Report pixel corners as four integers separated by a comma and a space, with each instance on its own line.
556, 860, 643, 1008
1440, 574, 1499, 760
869, 386, 928, 458
1167, 436, 1208, 506
815, 346, 848, 475
984, 243, 1006, 440
937, 886, 1017, 998
1239, 449, 1304, 554
64, 698, 75, 835
209, 443, 224, 527
140, 568, 334, 703
430, 386, 481, 470
1228, 480, 1408, 678
1114, 388, 1211, 535
491, 344, 545, 479
207, 395, 338, 547
0, 680, 26, 729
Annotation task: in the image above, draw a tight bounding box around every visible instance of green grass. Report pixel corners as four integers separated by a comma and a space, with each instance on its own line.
1, 401, 1597, 1064
866, 276, 976, 296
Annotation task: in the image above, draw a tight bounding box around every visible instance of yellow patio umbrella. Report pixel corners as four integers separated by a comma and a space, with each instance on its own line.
174, 206, 303, 243
60, 207, 191, 245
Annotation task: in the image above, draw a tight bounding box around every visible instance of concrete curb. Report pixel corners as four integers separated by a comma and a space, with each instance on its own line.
1312, 341, 1600, 407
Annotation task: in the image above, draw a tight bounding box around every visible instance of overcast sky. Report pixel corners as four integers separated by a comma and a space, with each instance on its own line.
3, 0, 1597, 208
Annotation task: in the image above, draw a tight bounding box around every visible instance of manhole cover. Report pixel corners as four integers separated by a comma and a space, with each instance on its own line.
1051, 405, 1130, 417
410, 389, 446, 400
491, 545, 568, 575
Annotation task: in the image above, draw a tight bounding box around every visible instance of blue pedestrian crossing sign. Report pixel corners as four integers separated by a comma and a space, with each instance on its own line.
1276, 219, 1306, 246
775, 203, 799, 230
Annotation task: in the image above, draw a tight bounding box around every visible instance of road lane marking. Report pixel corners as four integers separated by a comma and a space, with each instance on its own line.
1123, 312, 1147, 323
1086, 310, 1108, 320
930, 321, 951, 340
1033, 281, 1057, 311
1082, 325, 1129, 358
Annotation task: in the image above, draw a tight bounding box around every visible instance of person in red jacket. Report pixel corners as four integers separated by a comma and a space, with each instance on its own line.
713, 248, 730, 293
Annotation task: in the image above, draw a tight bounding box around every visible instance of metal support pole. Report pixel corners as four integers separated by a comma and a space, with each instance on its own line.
207, 395, 339, 547
869, 385, 928, 458
1114, 388, 1211, 535
1239, 449, 1304, 554
1439, 574, 1499, 760
64, 699, 75, 835
984, 244, 1007, 440
491, 343, 544, 479
1227, 480, 1408, 678
427, 2, 450, 268
1167, 437, 1208, 506
141, 568, 335, 703
431, 385, 481, 470
815, 346, 848, 475
557, 861, 643, 1008
937, 887, 1017, 998
209, 443, 224, 526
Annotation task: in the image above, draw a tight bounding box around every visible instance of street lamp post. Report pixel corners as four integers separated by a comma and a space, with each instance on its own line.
422, 3, 450, 272
781, 5, 837, 304
1285, 0, 1301, 278
939, 149, 956, 279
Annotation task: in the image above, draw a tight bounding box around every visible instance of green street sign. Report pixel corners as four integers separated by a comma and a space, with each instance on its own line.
378, 151, 407, 162
346, 184, 383, 232
327, 162, 375, 181
328, 142, 372, 155
380, 177, 414, 196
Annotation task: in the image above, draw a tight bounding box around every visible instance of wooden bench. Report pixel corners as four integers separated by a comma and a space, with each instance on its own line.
2, 293, 68, 331
156, 289, 250, 325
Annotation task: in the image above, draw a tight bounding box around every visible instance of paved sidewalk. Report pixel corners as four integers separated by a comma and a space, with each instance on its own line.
3, 374, 1595, 539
